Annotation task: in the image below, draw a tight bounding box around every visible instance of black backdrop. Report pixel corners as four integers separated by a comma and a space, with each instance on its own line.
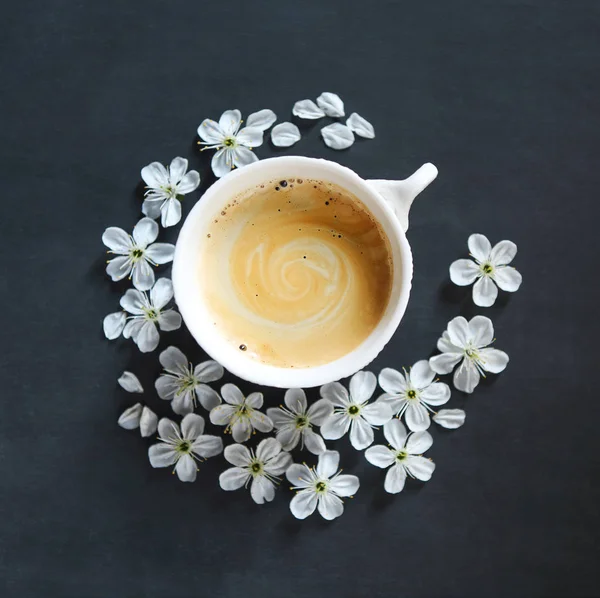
2, 1, 599, 597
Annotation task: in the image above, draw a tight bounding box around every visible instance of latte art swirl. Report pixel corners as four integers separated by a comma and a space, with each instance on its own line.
201, 179, 393, 368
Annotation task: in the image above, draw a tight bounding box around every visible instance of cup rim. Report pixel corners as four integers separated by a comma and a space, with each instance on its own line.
173, 156, 413, 388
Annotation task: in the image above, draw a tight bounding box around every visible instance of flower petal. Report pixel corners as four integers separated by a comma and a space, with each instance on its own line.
321, 123, 354, 150
191, 434, 223, 458
405, 401, 430, 432
231, 419, 252, 443
103, 311, 126, 339
249, 410, 273, 433
303, 429, 326, 455
118, 403, 142, 430
433, 409, 466, 429
468, 315, 494, 348
175, 454, 197, 482
468, 233, 492, 262
194, 360, 224, 383
168, 156, 188, 183
219, 467, 249, 490
120, 288, 145, 315
317, 493, 344, 520
404, 455, 435, 481
349, 417, 374, 450
246, 108, 277, 131
106, 256, 132, 281
150, 277, 173, 309
158, 417, 179, 441
236, 126, 264, 148
270, 122, 301, 147
410, 360, 436, 389
132, 260, 155, 291
276, 426, 301, 451
365, 445, 395, 468
450, 259, 480, 286
159, 198, 182, 228
317, 450, 340, 478
378, 367, 408, 394
141, 162, 169, 187
383, 418, 408, 450
157, 310, 181, 332
406, 430, 433, 454
219, 109, 242, 136
473, 276, 498, 307
478, 348, 509, 373
361, 401, 392, 426
211, 149, 232, 178
232, 146, 259, 169
264, 451, 292, 476
171, 392, 193, 416
221, 384, 245, 406
195, 384, 221, 411
494, 266, 522, 292
292, 99, 325, 119
159, 346, 187, 373
447, 316, 470, 348
132, 217, 158, 248
320, 382, 349, 407
102, 227, 132, 253
148, 444, 177, 468
346, 112, 375, 138
290, 490, 318, 519
266, 407, 294, 429
140, 406, 158, 437
251, 476, 276, 504
307, 399, 333, 425
284, 388, 307, 414
329, 474, 359, 497
429, 352, 463, 375
349, 370, 376, 404
453, 358, 480, 393
384, 464, 407, 493
142, 198, 163, 220
320, 412, 351, 440
135, 321, 159, 353
420, 381, 451, 406
246, 392, 263, 409
118, 371, 143, 393
197, 118, 225, 143
224, 443, 251, 466
177, 170, 200, 194
438, 330, 463, 354
256, 437, 281, 462
316, 92, 345, 117
123, 319, 144, 340
286, 463, 313, 487
209, 404, 236, 425
181, 413, 205, 440
490, 240, 517, 266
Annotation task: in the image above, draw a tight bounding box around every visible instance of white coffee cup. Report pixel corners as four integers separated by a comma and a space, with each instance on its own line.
173, 156, 437, 388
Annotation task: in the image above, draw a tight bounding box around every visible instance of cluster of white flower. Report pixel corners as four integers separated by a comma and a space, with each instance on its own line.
102, 102, 522, 521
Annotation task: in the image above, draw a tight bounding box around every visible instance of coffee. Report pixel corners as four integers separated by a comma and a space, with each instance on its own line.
200, 178, 393, 368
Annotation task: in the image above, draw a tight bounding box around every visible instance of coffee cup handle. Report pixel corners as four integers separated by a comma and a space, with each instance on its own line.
367, 163, 438, 232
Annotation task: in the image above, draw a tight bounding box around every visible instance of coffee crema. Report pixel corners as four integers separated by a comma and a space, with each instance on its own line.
200, 178, 393, 368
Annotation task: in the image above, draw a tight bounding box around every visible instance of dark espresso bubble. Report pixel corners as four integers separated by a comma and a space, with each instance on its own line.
279, 180, 288, 187
239, 344, 247, 351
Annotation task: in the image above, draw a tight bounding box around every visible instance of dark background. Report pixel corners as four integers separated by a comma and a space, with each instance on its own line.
2, 1, 599, 596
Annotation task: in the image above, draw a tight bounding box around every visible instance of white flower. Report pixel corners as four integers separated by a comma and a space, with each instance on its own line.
219, 438, 292, 504
378, 360, 451, 432
141, 157, 200, 228
270, 122, 301, 147
429, 315, 509, 394
197, 109, 264, 178
266, 389, 332, 455
148, 414, 223, 482
450, 233, 522, 307
320, 371, 392, 450
209, 384, 273, 442
155, 346, 223, 415
321, 123, 355, 150
106, 278, 181, 352
286, 450, 359, 520
102, 217, 174, 291
316, 92, 345, 117
365, 419, 435, 494
117, 371, 143, 393
433, 409, 466, 429
346, 112, 375, 138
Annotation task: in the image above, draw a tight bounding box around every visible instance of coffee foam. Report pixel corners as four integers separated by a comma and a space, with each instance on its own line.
200, 178, 393, 368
